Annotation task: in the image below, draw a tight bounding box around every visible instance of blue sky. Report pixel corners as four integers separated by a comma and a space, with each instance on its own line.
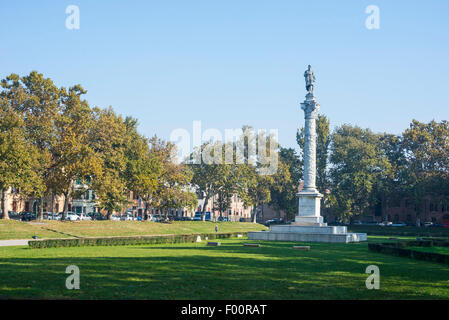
1, 0, 448, 151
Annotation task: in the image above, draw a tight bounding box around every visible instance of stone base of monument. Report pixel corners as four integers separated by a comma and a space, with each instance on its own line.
248, 225, 367, 243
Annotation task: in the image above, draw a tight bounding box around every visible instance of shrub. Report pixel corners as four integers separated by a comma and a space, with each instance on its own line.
349, 226, 449, 237
368, 241, 449, 265
28, 232, 246, 249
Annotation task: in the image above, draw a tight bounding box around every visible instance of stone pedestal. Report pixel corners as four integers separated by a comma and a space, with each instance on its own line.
292, 190, 325, 226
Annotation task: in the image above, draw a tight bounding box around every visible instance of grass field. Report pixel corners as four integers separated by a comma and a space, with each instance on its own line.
0, 220, 268, 240
0, 236, 448, 299
408, 246, 449, 255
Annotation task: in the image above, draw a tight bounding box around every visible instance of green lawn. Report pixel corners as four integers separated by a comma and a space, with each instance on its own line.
408, 246, 449, 255
0, 220, 268, 240
0, 236, 448, 299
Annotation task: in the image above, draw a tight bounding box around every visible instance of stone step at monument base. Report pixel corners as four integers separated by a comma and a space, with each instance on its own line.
294, 216, 327, 227
270, 225, 349, 234
247, 230, 367, 243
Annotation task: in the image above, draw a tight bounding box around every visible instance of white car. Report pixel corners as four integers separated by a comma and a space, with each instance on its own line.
120, 214, 136, 221
110, 215, 121, 221
67, 212, 80, 221
79, 214, 92, 221
390, 222, 406, 227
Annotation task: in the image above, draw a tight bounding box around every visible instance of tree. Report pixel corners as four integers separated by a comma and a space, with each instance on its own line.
125, 133, 164, 220
0, 98, 42, 219
189, 141, 233, 221
402, 120, 449, 223
1, 72, 61, 220
90, 107, 129, 219
49, 85, 102, 221
237, 163, 273, 223
268, 149, 297, 221
236, 128, 280, 223
328, 125, 389, 222
374, 133, 405, 222
150, 138, 196, 220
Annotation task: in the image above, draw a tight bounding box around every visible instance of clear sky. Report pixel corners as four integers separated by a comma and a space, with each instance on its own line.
1, 0, 448, 151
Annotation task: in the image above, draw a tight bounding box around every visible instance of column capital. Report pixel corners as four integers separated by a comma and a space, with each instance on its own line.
300, 94, 320, 119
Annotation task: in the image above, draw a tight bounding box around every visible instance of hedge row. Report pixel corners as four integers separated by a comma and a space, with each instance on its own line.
28, 232, 246, 249
349, 225, 449, 237
368, 242, 449, 265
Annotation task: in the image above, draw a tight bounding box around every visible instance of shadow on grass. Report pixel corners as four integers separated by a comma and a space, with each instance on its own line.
1, 241, 448, 300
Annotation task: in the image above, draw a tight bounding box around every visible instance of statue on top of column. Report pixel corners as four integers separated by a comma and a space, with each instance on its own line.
304, 65, 315, 95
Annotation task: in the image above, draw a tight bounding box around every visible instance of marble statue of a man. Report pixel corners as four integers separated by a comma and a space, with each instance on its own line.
304, 65, 315, 94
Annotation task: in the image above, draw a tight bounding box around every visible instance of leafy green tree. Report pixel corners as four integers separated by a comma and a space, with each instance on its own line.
374, 134, 405, 222
189, 141, 234, 221
0, 98, 42, 219
90, 107, 129, 219
328, 125, 389, 222
268, 148, 298, 221
402, 120, 449, 223
125, 134, 164, 220
49, 86, 102, 220
151, 138, 196, 219
1, 72, 61, 220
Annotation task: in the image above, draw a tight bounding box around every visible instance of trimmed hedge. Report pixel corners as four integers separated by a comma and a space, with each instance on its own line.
368, 241, 449, 265
349, 225, 449, 237
28, 232, 246, 249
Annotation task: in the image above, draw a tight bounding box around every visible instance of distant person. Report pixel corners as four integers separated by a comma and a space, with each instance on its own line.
215, 225, 218, 233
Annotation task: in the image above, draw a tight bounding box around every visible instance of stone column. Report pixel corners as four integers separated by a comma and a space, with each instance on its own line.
301, 93, 319, 192
294, 76, 325, 226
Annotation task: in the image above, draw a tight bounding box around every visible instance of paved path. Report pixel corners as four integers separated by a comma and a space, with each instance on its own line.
0, 239, 29, 247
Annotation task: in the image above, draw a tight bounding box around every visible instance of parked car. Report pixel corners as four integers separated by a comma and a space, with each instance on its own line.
423, 222, 434, 227
110, 215, 120, 221
429, 223, 444, 228
66, 212, 80, 221
89, 213, 107, 220
20, 212, 35, 221
390, 222, 406, 227
182, 216, 193, 221
79, 214, 92, 221
444, 223, 449, 228
43, 212, 58, 220
379, 221, 392, 226
120, 214, 135, 221
363, 221, 380, 226
8, 211, 20, 220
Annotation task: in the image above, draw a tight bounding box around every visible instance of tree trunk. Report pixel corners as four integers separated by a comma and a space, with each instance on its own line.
62, 193, 69, 221
38, 196, 44, 221
144, 202, 149, 221
384, 198, 389, 222
1, 189, 9, 220
251, 204, 258, 223
201, 195, 210, 222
